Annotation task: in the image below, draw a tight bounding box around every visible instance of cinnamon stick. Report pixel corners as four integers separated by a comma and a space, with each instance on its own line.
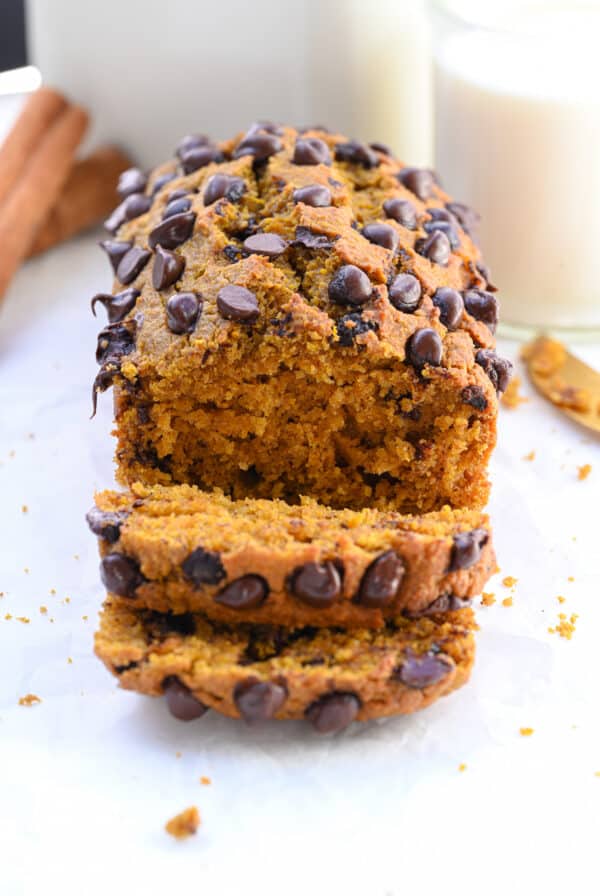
0, 102, 89, 301
27, 146, 133, 257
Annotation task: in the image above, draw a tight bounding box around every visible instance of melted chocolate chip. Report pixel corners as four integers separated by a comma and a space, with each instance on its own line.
233, 678, 287, 724
292, 184, 332, 207
290, 561, 342, 608
336, 312, 378, 347
151, 171, 177, 195
99, 239, 132, 273
95, 321, 136, 365
475, 349, 513, 393
180, 143, 223, 174
463, 289, 499, 333
306, 692, 360, 734
162, 196, 192, 220
432, 287, 464, 330
203, 174, 246, 206
91, 288, 139, 323
292, 226, 333, 250
176, 134, 211, 158
449, 528, 489, 571
362, 223, 399, 252
85, 506, 129, 543
424, 218, 460, 250
100, 553, 144, 597
383, 197, 417, 229
334, 140, 379, 168
182, 547, 225, 586
104, 193, 152, 234
91, 367, 118, 418
461, 385, 488, 410
148, 212, 196, 250
163, 676, 208, 721
168, 188, 192, 202
243, 233, 288, 257
152, 245, 185, 290
356, 550, 405, 608
217, 285, 259, 323
328, 265, 372, 306
416, 231, 451, 266
406, 593, 471, 617
233, 131, 282, 161
398, 167, 434, 200
116, 246, 151, 285
166, 292, 202, 335
293, 137, 331, 166
117, 167, 148, 199
406, 328, 443, 368
395, 650, 452, 688
389, 273, 422, 312
445, 201, 480, 235
215, 575, 269, 610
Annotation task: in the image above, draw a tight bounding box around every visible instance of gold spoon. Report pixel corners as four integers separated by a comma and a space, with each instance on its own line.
523, 336, 600, 434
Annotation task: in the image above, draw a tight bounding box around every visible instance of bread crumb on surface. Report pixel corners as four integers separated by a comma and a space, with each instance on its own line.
19, 694, 41, 707
557, 595, 566, 604
548, 612, 579, 640
501, 376, 528, 409
595, 772, 600, 778
577, 464, 592, 481
175, 751, 182, 759
481, 592, 496, 607
200, 776, 211, 786
523, 450, 536, 462
67, 657, 73, 664
39, 606, 47, 614
568, 576, 575, 582
458, 763, 467, 773
21, 505, 28, 513
520, 727, 534, 737
502, 576, 518, 588
502, 597, 513, 608
5, 613, 12, 620
16, 616, 30, 624
165, 806, 200, 840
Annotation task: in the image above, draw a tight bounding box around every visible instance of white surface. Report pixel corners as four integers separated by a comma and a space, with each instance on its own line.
434, 5, 600, 328
0, 235, 599, 896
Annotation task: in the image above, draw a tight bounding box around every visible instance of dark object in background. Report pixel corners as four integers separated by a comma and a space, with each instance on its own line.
0, 0, 26, 72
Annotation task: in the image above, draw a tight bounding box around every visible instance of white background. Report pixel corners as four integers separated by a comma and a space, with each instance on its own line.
0, 88, 599, 896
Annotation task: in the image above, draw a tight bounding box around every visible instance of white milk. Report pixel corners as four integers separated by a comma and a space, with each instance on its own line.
434, 5, 600, 329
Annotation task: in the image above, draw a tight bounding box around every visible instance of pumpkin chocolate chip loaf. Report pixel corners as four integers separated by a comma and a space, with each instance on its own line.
92, 122, 511, 514
88, 482, 495, 629
95, 598, 477, 730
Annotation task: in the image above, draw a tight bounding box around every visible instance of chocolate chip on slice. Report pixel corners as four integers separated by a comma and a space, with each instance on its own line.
417, 230, 451, 266
233, 677, 287, 725
91, 288, 140, 323
99, 239, 132, 273
246, 120, 283, 136
180, 143, 223, 174
356, 550, 405, 608
424, 218, 460, 250
463, 289, 499, 333
362, 223, 400, 252
475, 349, 513, 393
117, 167, 148, 199
95, 321, 136, 365
292, 227, 333, 250
166, 292, 202, 335
85, 506, 129, 543
152, 245, 185, 290
151, 171, 177, 195
446, 201, 480, 234
370, 140, 393, 156
449, 528, 489, 571
406, 328, 443, 368
292, 184, 332, 207
217, 285, 260, 323
432, 287, 464, 330
162, 196, 192, 220
148, 212, 196, 250
163, 676, 208, 721
243, 233, 288, 257
293, 137, 331, 166
388, 273, 422, 312
461, 384, 488, 410
168, 188, 192, 202
182, 546, 225, 586
426, 207, 455, 223
233, 131, 282, 161
328, 265, 372, 306
306, 692, 360, 734
334, 140, 379, 169
336, 312, 378, 347
116, 246, 151, 285
99, 553, 144, 597
215, 575, 269, 609
290, 561, 342, 608
203, 174, 246, 206
398, 167, 434, 200
104, 193, 152, 234
382, 197, 417, 229
176, 133, 211, 158
395, 650, 452, 689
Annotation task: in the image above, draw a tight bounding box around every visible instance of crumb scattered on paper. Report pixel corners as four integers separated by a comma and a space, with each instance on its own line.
200, 776, 211, 786
502, 576, 518, 588
557, 595, 566, 604
502, 597, 513, 608
520, 727, 534, 737
548, 612, 579, 640
39, 606, 47, 614
481, 592, 496, 607
523, 450, 536, 462
21, 505, 28, 513
501, 376, 528, 409
19, 694, 41, 707
458, 763, 467, 773
577, 464, 592, 481
165, 806, 200, 840
15, 616, 30, 624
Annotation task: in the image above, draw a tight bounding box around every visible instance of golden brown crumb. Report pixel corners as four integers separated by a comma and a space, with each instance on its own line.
502, 597, 513, 608
578, 464, 592, 481
523, 450, 536, 462
501, 377, 528, 409
15, 616, 30, 624
21, 505, 28, 513
481, 592, 496, 607
63, 597, 71, 605
49, 588, 56, 595
595, 772, 600, 778
458, 763, 467, 772
200, 776, 211, 786
4, 613, 12, 620
568, 576, 575, 582
502, 576, 518, 588
522, 336, 566, 376
23, 568, 29, 574
82, 615, 88, 621
19, 694, 41, 707
165, 806, 200, 840
520, 727, 534, 737
175, 751, 182, 759
557, 596, 566, 604
548, 612, 579, 640
67, 657, 73, 664
39, 606, 47, 615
